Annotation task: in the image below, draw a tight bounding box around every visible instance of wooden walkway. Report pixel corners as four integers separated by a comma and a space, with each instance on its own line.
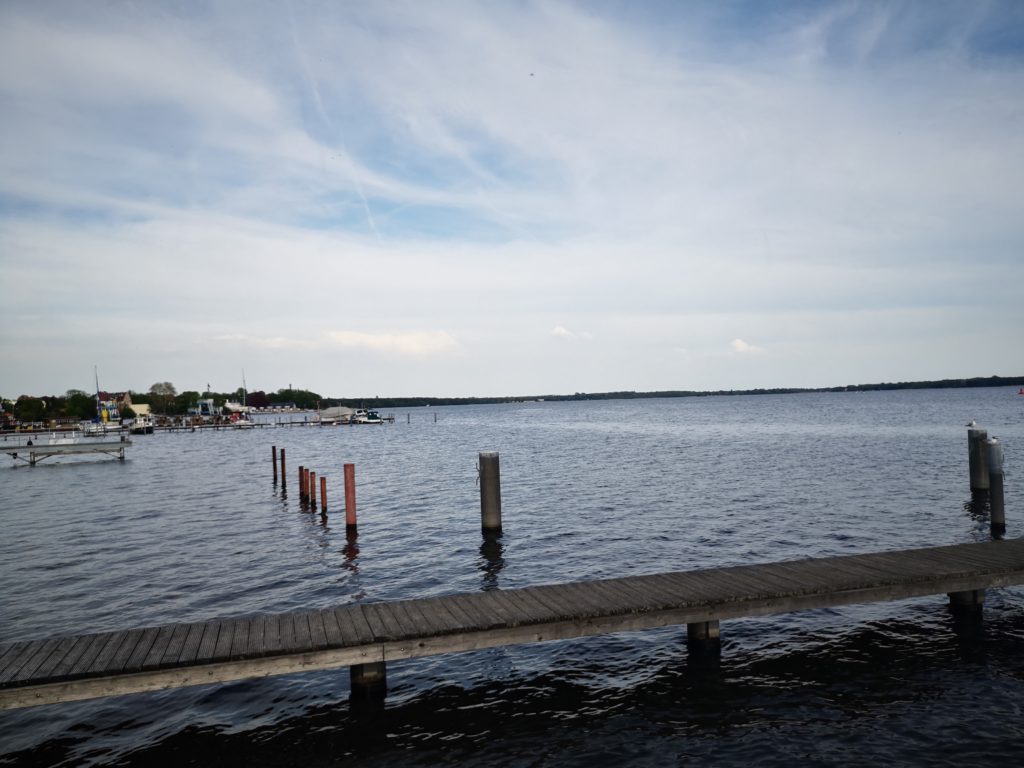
3, 538, 1024, 710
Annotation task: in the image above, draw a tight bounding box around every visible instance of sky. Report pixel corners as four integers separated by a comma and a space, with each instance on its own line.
1, 0, 1022, 399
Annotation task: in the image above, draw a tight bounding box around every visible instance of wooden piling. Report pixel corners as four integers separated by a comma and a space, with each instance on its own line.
686, 620, 721, 654
280, 449, 286, 487
299, 466, 306, 500
272, 446, 278, 484
988, 438, 1005, 538
350, 661, 386, 702
309, 471, 317, 507
968, 427, 990, 491
320, 476, 327, 514
344, 463, 357, 531
479, 451, 502, 533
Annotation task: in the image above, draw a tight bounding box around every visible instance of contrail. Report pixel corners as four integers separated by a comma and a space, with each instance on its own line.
286, 0, 380, 239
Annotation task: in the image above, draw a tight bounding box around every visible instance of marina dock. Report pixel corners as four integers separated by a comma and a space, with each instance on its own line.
2, 437, 131, 465
2, 537, 1023, 710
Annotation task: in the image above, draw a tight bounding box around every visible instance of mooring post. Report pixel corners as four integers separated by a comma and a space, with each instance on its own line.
320, 476, 327, 515
280, 448, 286, 487
299, 466, 306, 501
310, 470, 317, 507
272, 446, 278, 484
479, 451, 502, 533
344, 463, 357, 532
968, 427, 990, 492
350, 661, 387, 704
988, 437, 1005, 538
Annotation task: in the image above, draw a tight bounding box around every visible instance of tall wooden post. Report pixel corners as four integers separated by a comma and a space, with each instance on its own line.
280, 448, 286, 487
479, 452, 502, 533
344, 463, 357, 532
320, 476, 327, 515
968, 427, 990, 491
309, 471, 317, 507
988, 438, 1005, 538
272, 446, 278, 484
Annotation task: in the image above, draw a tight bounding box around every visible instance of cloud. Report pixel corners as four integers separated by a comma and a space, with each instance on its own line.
326, 330, 459, 357
730, 339, 764, 355
551, 326, 593, 341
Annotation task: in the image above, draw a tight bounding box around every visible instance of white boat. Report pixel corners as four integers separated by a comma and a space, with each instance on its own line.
318, 406, 355, 425
130, 414, 155, 435
231, 412, 256, 429
352, 408, 383, 424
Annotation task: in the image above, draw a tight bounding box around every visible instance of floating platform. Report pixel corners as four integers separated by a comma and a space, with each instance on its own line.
3, 437, 131, 465
2, 538, 1023, 709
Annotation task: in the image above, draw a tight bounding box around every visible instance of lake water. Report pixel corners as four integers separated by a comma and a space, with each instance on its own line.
2, 388, 1023, 766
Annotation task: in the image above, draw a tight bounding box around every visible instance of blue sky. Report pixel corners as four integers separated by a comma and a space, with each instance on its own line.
1, 0, 1022, 398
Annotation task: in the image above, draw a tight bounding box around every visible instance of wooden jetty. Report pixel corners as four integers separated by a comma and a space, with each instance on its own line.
3, 437, 131, 466
2, 538, 1023, 710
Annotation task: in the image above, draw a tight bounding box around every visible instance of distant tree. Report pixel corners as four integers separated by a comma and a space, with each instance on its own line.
13, 396, 46, 423
173, 391, 199, 416
246, 390, 271, 409
64, 389, 96, 420
121, 405, 136, 419
149, 382, 177, 414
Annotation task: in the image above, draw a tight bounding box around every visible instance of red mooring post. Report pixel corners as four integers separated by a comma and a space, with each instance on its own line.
280, 449, 286, 487
272, 446, 278, 484
320, 476, 327, 514
344, 463, 357, 531
310, 471, 317, 507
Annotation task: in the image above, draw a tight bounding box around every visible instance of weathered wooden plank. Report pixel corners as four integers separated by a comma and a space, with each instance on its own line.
126, 626, 164, 673
478, 590, 523, 626
212, 621, 235, 661
246, 616, 266, 658
332, 605, 374, 647
518, 585, 580, 621
176, 623, 208, 666
66, 633, 119, 678
444, 593, 508, 630
361, 603, 406, 641
228, 618, 251, 658
290, 612, 313, 651
84, 631, 131, 677
430, 595, 479, 631
261, 615, 281, 656
307, 611, 329, 650
195, 622, 223, 664
42, 636, 93, 680
162, 624, 192, 666
110, 630, 151, 675
278, 613, 297, 652
318, 609, 345, 648
496, 588, 561, 625
9, 640, 61, 684
389, 599, 441, 637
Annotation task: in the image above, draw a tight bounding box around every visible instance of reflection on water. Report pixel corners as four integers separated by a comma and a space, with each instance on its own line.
478, 533, 505, 591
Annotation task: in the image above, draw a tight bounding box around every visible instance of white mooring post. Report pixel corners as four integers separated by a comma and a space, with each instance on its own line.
968, 427, 990, 492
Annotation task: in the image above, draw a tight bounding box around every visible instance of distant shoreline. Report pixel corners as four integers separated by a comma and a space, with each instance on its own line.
333, 375, 1024, 409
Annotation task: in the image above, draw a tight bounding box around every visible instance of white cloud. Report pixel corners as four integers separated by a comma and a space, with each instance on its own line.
551, 326, 593, 341
731, 339, 764, 355
326, 330, 459, 357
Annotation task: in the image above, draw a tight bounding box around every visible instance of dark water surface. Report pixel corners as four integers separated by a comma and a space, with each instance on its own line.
2, 388, 1023, 766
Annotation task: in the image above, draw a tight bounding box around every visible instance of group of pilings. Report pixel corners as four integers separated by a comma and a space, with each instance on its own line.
269, 446, 504, 704
270, 446, 359, 531
967, 424, 1007, 537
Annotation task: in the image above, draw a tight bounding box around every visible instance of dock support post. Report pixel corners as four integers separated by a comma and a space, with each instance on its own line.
272, 446, 278, 484
350, 661, 386, 704
309, 471, 317, 507
988, 438, 1005, 538
968, 427, 990, 492
344, 463, 357, 532
280, 449, 286, 487
479, 452, 502, 533
299, 466, 306, 501
686, 620, 721, 654
948, 589, 985, 613
320, 476, 327, 515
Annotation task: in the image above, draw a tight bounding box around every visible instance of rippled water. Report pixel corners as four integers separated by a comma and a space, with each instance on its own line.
2, 388, 1023, 766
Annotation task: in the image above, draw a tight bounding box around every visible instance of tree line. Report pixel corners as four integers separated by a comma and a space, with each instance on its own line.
4, 374, 1022, 424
